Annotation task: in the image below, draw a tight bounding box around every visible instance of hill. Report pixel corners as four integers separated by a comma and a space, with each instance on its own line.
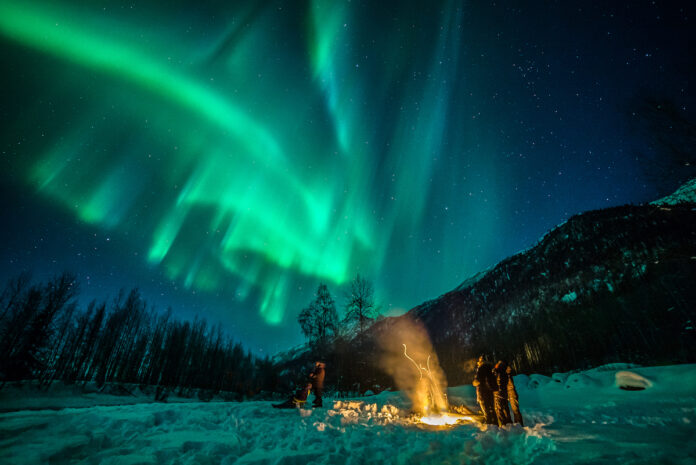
279, 182, 696, 391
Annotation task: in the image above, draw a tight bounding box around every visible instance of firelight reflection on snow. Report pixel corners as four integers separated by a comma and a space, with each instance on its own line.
0, 0, 469, 325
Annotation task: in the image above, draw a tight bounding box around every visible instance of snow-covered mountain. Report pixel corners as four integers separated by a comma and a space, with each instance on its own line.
278, 180, 695, 391
357, 180, 696, 387
651, 177, 696, 205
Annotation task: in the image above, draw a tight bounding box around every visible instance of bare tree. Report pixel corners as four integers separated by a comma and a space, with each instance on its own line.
343, 274, 378, 337
0, 272, 31, 325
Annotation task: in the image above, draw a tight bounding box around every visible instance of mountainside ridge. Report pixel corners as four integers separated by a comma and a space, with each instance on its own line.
367, 182, 696, 385
277, 181, 696, 391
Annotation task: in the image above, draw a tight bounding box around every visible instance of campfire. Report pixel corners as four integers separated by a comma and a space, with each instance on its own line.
403, 344, 475, 427
419, 412, 473, 426
379, 317, 477, 427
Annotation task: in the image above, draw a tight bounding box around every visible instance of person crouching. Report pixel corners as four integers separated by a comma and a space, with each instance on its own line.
272, 383, 312, 409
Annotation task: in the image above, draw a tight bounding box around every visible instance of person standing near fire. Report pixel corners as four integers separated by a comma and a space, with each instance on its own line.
309, 361, 325, 408
472, 355, 498, 425
506, 364, 524, 426
493, 360, 512, 426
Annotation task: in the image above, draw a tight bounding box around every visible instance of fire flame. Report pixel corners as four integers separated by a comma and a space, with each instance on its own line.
403, 343, 473, 426
402, 343, 448, 415
379, 317, 474, 427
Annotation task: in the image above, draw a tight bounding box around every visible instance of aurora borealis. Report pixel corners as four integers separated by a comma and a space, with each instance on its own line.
1, 0, 692, 352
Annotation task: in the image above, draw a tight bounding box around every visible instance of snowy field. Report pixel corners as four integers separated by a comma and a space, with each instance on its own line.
1, 364, 695, 465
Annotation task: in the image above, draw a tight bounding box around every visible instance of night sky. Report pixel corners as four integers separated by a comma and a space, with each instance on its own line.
0, 0, 692, 354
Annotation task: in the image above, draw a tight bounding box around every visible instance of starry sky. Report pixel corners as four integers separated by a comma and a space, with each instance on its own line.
0, 0, 693, 354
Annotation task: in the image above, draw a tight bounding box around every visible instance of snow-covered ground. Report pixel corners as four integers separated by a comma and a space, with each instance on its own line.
1, 364, 694, 464
0, 381, 236, 413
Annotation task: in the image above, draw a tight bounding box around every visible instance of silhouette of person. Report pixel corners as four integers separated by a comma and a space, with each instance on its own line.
309, 361, 326, 408
472, 355, 498, 425
506, 364, 524, 426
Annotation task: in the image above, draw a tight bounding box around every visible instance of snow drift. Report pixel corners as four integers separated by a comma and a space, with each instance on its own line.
1, 364, 695, 464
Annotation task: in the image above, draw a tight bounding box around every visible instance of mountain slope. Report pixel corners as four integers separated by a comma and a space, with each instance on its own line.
279, 183, 696, 391
402, 201, 696, 383
359, 181, 696, 386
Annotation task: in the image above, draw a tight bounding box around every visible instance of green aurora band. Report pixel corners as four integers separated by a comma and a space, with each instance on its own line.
0, 0, 484, 326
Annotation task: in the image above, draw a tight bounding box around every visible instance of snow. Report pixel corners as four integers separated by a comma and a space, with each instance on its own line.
455, 266, 495, 291
1, 364, 695, 464
272, 343, 311, 365
615, 371, 653, 390
0, 381, 219, 413
651, 177, 696, 205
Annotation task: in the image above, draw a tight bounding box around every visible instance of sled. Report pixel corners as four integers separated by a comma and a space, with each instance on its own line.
272, 398, 308, 409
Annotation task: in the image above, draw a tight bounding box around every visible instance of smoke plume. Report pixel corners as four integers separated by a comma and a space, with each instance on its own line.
378, 317, 449, 415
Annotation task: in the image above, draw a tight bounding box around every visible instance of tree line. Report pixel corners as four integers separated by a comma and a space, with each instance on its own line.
0, 272, 278, 398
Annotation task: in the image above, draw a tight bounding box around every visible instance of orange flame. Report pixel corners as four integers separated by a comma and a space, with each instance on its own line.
379, 318, 449, 416
378, 318, 476, 426
402, 343, 448, 415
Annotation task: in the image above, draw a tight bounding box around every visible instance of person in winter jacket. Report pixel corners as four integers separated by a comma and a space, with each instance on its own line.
472, 355, 498, 425
309, 361, 326, 408
272, 382, 312, 409
493, 360, 512, 426
506, 365, 524, 426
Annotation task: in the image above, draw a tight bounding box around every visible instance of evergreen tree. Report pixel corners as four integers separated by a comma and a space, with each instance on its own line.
0, 274, 275, 398
298, 283, 338, 349
0, 273, 77, 380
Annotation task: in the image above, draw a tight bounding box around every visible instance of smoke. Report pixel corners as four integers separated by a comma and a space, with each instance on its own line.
378, 317, 449, 415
